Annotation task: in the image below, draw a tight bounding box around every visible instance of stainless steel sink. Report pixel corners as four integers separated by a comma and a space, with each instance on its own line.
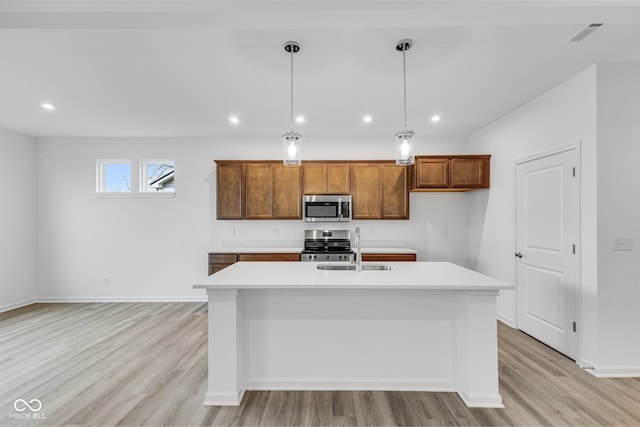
316, 263, 396, 271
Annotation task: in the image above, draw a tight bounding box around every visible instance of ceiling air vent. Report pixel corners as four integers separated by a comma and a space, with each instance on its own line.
569, 23, 604, 43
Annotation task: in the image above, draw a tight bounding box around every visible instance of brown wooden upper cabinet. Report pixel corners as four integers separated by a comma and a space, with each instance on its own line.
352, 162, 409, 220
273, 164, 302, 218
216, 162, 243, 219
245, 163, 273, 219
381, 163, 409, 219
411, 155, 490, 191
303, 163, 351, 194
215, 161, 302, 220
216, 156, 487, 221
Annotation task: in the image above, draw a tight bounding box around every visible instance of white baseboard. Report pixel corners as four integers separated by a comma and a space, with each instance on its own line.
0, 298, 38, 314
1, 296, 207, 313
497, 313, 517, 328
586, 366, 640, 378
36, 296, 207, 303
245, 377, 455, 392
457, 390, 504, 408
579, 358, 640, 378
203, 389, 245, 406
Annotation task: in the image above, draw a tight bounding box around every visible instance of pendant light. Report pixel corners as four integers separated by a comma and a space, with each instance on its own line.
394, 39, 415, 166
283, 41, 302, 166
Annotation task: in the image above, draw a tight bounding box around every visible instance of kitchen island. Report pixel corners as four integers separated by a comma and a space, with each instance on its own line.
193, 261, 512, 408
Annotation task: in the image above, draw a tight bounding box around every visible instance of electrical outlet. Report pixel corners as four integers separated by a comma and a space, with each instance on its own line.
612, 237, 633, 251
103, 276, 110, 285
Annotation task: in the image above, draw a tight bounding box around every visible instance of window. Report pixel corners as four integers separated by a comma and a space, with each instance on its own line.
141, 160, 175, 192
96, 160, 131, 192
96, 159, 175, 198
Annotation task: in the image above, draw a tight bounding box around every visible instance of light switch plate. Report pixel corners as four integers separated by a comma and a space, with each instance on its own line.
612, 236, 633, 251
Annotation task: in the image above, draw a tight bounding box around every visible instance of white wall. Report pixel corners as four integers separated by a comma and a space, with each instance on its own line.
36, 136, 471, 301
469, 63, 640, 375
0, 127, 38, 312
595, 63, 640, 372
37, 138, 207, 300
467, 66, 599, 364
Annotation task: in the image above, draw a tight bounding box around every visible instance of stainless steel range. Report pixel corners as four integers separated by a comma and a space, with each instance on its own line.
301, 229, 354, 262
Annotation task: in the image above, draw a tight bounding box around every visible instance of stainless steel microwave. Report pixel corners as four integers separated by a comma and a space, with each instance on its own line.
303, 195, 352, 222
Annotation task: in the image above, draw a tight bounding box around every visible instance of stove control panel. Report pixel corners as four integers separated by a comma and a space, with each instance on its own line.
302, 253, 354, 262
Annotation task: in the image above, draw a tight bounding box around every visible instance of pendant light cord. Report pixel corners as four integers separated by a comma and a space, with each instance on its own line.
290, 48, 294, 133
402, 45, 407, 131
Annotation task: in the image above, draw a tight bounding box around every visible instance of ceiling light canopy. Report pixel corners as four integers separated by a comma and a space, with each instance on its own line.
40, 102, 56, 111
283, 41, 302, 166
394, 39, 415, 166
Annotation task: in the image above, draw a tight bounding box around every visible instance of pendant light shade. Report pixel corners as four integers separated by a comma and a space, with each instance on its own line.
395, 129, 415, 165
283, 131, 302, 164
394, 39, 415, 166
283, 41, 302, 166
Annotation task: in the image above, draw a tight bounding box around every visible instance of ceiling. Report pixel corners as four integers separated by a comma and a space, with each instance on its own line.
1, 1, 640, 139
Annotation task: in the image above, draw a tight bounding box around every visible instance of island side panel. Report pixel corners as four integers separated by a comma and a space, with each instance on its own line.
455, 290, 503, 408
204, 289, 245, 406
241, 289, 457, 391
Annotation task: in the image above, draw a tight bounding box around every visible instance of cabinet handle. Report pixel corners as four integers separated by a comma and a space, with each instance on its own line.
515, 252, 524, 258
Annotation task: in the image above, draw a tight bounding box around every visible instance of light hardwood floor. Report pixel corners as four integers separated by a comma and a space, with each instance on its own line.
1, 302, 639, 426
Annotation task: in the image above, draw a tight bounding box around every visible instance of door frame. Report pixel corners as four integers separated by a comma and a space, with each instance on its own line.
513, 141, 582, 361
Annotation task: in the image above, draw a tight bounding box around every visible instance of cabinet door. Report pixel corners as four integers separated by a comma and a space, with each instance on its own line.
414, 158, 449, 188
245, 163, 273, 219
361, 253, 416, 262
303, 164, 326, 194
352, 163, 381, 219
273, 165, 302, 218
381, 164, 409, 219
451, 157, 486, 188
217, 163, 243, 219
326, 163, 351, 194
208, 253, 238, 274
238, 253, 301, 262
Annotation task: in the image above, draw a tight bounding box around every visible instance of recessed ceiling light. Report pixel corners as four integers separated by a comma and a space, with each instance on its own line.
295, 115, 305, 124
40, 102, 56, 111
229, 115, 240, 125
430, 115, 441, 123
363, 115, 373, 123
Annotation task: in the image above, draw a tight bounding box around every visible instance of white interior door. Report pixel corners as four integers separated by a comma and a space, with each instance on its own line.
516, 148, 578, 360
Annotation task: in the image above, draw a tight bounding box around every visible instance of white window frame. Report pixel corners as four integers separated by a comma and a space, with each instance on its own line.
140, 159, 175, 193
95, 159, 175, 198
96, 159, 132, 193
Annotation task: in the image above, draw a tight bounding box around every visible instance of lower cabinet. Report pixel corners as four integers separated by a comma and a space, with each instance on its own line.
237, 253, 301, 262
208, 253, 238, 275
361, 253, 417, 262
208, 252, 301, 274
209, 252, 414, 274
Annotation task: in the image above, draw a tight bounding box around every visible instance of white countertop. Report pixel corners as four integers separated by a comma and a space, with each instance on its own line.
210, 247, 417, 254
194, 261, 511, 291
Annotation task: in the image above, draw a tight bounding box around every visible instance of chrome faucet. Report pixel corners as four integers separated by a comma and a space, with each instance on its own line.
354, 226, 362, 272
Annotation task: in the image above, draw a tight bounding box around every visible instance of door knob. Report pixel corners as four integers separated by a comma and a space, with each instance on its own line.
515, 252, 523, 258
